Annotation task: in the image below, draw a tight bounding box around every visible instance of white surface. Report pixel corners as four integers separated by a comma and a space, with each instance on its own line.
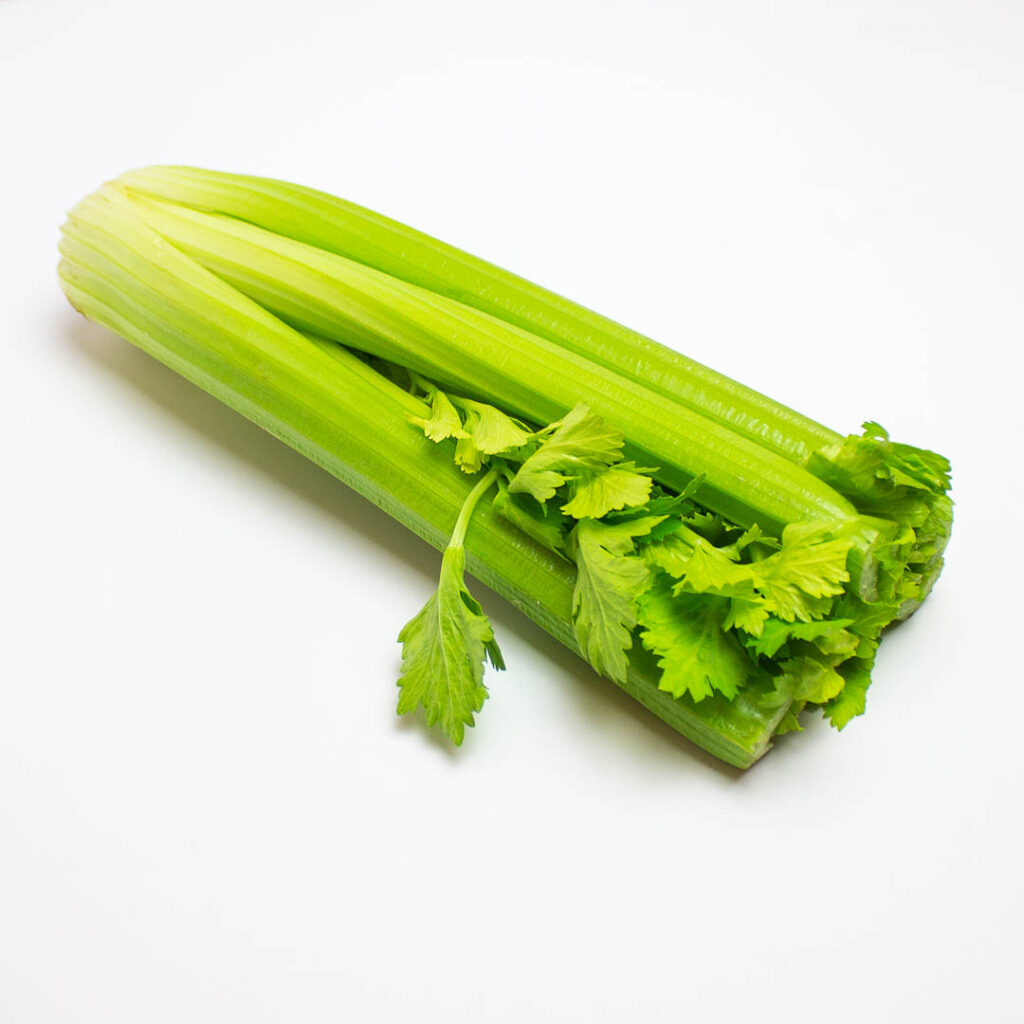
1, 1, 1021, 1020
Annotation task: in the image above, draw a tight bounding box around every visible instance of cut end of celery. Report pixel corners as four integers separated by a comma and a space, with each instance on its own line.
805, 425, 953, 618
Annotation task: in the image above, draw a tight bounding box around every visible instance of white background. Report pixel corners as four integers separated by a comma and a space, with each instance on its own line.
1, 1, 1021, 1020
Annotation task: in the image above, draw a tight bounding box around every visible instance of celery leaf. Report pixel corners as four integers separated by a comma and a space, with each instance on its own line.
396, 546, 503, 746
752, 523, 853, 621
774, 704, 806, 735
569, 516, 662, 683
768, 653, 846, 706
453, 397, 535, 473
823, 661, 873, 729
637, 583, 751, 702
724, 597, 771, 636
508, 404, 624, 503
746, 618, 857, 660
561, 461, 654, 519
408, 387, 466, 443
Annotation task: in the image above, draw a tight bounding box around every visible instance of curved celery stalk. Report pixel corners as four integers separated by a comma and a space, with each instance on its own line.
119, 164, 839, 462
58, 186, 789, 768
112, 187, 857, 538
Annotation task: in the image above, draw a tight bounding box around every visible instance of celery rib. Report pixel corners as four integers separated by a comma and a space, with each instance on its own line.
119, 164, 841, 462
113, 187, 856, 536
58, 190, 788, 768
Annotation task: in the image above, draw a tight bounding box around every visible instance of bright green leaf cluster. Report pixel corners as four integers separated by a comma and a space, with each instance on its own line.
569, 516, 663, 683
406, 386, 891, 721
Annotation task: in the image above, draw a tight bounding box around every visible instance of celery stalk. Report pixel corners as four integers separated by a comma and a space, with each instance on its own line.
119, 164, 838, 462
111, 186, 857, 538
58, 186, 788, 768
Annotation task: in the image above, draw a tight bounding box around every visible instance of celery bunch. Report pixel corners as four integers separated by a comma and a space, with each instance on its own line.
58, 169, 952, 767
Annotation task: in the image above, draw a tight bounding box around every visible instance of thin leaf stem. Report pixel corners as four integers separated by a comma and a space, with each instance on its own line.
450, 467, 500, 549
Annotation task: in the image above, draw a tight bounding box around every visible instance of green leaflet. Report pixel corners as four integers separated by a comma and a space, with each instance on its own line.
746, 618, 857, 660
723, 598, 771, 637
831, 592, 900, 639
396, 545, 503, 745
751, 523, 854, 622
561, 461, 654, 519
603, 476, 705, 529
453, 397, 534, 454
774, 703, 806, 735
655, 533, 757, 595
768, 653, 847, 707
812, 627, 860, 661
823, 660, 874, 730
507, 404, 625, 504
396, 468, 504, 745
568, 516, 664, 684
410, 382, 535, 472
637, 582, 751, 702
408, 386, 466, 443
451, 396, 535, 473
